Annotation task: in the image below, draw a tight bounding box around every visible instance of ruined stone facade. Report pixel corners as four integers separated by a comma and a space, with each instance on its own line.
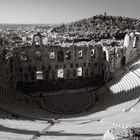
6, 31, 140, 91
103, 31, 140, 81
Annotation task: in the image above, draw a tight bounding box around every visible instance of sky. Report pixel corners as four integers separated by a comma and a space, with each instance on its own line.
0, 0, 139, 24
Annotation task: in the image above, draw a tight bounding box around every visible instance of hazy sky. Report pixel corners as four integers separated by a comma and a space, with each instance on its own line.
0, 0, 139, 24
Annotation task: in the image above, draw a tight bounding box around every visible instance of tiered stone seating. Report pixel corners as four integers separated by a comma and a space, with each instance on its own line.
0, 55, 140, 120
0, 79, 38, 108
41, 92, 93, 114
0, 73, 52, 119
133, 69, 140, 77
108, 72, 137, 93
130, 61, 140, 77
113, 69, 125, 78
95, 65, 140, 112
128, 57, 140, 70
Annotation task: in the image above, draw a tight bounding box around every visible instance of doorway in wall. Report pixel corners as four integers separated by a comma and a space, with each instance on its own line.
121, 56, 126, 67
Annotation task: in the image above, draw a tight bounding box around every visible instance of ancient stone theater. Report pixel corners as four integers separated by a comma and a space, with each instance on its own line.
1, 31, 139, 94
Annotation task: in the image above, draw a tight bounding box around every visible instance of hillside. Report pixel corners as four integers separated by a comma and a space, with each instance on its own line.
52, 14, 140, 41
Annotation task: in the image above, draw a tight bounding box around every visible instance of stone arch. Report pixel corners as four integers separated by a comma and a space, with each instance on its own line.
66, 50, 71, 60
77, 67, 83, 77
36, 71, 43, 80
45, 70, 49, 80
57, 68, 64, 78
57, 50, 64, 62
91, 49, 96, 57
121, 56, 126, 67
103, 51, 106, 60
49, 51, 55, 59
102, 47, 109, 61
78, 50, 83, 58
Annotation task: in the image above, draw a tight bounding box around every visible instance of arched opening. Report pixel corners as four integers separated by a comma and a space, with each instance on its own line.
57, 69, 64, 78
103, 51, 106, 60
20, 52, 28, 61
121, 56, 126, 67
35, 51, 41, 61
91, 49, 96, 58
36, 71, 43, 80
77, 67, 83, 77
78, 50, 83, 59
45, 70, 49, 80
57, 50, 64, 62
66, 50, 71, 60
49, 51, 55, 59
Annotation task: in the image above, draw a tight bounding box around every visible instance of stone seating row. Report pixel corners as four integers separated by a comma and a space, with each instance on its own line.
96, 66, 140, 112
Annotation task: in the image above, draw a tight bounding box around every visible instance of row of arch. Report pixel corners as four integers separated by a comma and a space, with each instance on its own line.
50, 49, 96, 62
57, 67, 83, 78
19, 48, 96, 63
18, 67, 94, 82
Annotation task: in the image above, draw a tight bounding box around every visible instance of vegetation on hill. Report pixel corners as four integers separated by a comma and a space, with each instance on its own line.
52, 14, 140, 41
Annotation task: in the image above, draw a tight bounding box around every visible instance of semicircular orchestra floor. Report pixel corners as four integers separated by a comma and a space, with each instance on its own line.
40, 92, 95, 114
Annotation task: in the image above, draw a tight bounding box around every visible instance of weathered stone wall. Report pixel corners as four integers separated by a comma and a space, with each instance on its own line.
14, 46, 100, 81
124, 32, 140, 64
10, 31, 140, 90
103, 31, 140, 82
12, 34, 102, 84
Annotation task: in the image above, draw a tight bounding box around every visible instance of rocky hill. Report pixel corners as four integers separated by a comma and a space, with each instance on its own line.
52, 14, 140, 41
